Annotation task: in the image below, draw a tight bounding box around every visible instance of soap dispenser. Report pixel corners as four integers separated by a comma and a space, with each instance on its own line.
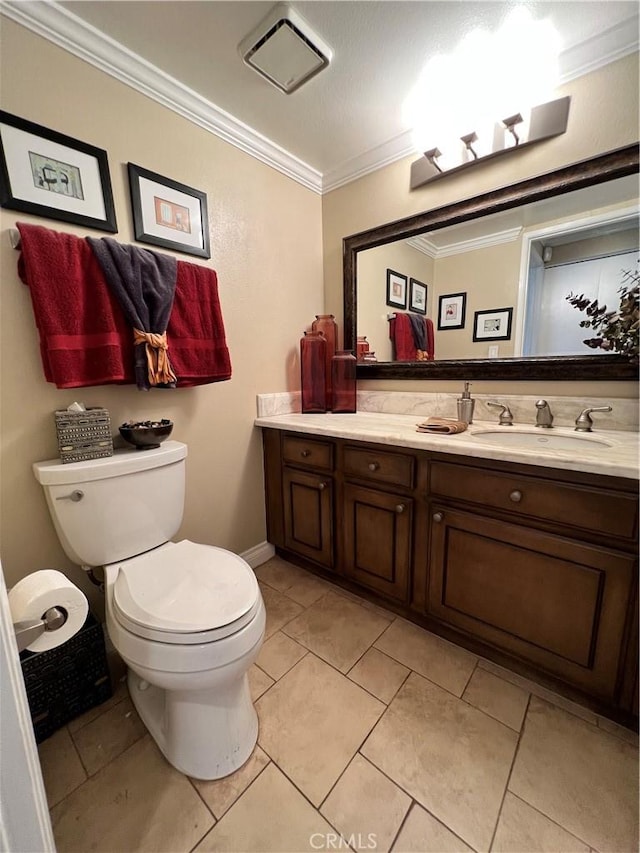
457, 381, 475, 424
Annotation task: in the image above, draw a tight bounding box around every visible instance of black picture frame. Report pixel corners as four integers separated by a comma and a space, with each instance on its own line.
409, 278, 427, 314
0, 110, 117, 232
128, 163, 210, 258
437, 292, 466, 330
386, 269, 407, 309
473, 307, 513, 341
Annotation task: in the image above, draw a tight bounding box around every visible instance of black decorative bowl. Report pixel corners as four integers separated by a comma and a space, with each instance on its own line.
119, 419, 173, 450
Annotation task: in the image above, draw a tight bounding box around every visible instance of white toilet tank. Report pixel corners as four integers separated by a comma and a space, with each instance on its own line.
33, 441, 187, 567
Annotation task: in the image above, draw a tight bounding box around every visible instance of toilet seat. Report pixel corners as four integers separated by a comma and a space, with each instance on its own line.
111, 540, 261, 645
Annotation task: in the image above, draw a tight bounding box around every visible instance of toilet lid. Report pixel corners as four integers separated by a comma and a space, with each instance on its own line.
113, 540, 260, 641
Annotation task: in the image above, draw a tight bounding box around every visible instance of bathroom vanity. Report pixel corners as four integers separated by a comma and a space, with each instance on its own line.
258, 411, 639, 725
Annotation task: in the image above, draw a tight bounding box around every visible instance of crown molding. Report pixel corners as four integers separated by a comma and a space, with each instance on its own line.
321, 129, 416, 193
2, 1, 637, 195
407, 226, 522, 259
0, 0, 323, 194
558, 14, 639, 83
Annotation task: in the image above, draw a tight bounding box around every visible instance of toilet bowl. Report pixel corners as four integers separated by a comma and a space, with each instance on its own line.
33, 442, 266, 780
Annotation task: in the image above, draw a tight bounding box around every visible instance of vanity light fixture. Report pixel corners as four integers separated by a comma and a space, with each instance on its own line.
460, 132, 479, 160
239, 3, 332, 94
424, 147, 443, 173
410, 95, 571, 190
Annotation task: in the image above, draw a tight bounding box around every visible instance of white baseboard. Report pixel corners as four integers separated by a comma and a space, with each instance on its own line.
241, 541, 275, 569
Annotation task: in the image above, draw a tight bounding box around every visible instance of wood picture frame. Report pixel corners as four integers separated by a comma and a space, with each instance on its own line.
386, 269, 407, 309
0, 110, 117, 232
473, 306, 513, 341
128, 163, 210, 258
409, 278, 427, 314
438, 292, 466, 330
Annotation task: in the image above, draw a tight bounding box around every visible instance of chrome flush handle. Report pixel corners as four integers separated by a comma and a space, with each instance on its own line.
55, 489, 84, 502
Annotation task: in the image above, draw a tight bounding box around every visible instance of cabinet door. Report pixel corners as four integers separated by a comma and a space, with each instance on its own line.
428, 505, 636, 700
283, 467, 334, 569
343, 483, 412, 602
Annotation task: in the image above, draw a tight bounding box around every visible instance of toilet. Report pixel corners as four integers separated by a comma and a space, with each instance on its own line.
33, 441, 265, 780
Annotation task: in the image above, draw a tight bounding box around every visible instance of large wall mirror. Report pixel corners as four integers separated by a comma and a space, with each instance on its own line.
343, 145, 639, 380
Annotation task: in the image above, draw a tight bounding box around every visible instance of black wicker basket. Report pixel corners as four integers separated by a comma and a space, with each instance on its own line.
20, 613, 113, 743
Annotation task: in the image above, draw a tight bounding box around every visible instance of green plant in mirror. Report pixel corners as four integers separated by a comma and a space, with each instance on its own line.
566, 264, 639, 363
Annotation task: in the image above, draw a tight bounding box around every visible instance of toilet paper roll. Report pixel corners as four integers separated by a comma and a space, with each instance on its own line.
8, 569, 89, 652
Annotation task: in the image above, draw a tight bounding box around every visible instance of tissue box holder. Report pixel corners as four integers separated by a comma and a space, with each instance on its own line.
20, 613, 113, 743
55, 408, 113, 464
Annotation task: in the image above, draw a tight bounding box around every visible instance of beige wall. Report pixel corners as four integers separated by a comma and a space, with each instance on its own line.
0, 20, 324, 598
322, 52, 639, 398
357, 243, 434, 360
433, 241, 521, 360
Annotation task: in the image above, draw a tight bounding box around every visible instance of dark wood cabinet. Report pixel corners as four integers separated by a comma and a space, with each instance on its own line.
343, 483, 412, 602
262, 427, 638, 723
428, 504, 635, 701
281, 451, 335, 570
278, 435, 335, 569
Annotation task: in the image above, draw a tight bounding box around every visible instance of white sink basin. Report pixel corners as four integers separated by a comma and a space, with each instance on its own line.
470, 430, 612, 451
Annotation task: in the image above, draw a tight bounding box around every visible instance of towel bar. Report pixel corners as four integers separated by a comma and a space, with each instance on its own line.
9, 228, 21, 249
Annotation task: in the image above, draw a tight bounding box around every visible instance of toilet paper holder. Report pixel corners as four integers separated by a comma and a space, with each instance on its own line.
13, 606, 67, 653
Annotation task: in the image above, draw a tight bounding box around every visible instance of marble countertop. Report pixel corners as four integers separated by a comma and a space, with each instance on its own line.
255, 411, 639, 479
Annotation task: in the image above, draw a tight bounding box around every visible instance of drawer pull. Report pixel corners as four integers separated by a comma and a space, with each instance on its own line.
433, 512, 444, 523
395, 504, 405, 514
509, 490, 523, 503
317, 482, 328, 491
300, 449, 311, 458
368, 461, 380, 472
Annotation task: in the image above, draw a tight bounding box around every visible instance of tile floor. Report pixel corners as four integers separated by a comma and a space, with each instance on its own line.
38, 556, 638, 853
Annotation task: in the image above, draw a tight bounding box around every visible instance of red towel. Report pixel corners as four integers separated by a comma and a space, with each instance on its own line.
389, 313, 416, 360
168, 261, 232, 386
17, 223, 134, 388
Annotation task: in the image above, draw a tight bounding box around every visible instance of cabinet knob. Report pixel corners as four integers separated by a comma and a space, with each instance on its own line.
432, 512, 444, 523
317, 482, 327, 491
509, 490, 523, 503
395, 504, 405, 514
300, 449, 311, 458
368, 461, 380, 471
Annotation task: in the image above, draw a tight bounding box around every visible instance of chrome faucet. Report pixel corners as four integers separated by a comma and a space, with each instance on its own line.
486, 401, 514, 426
535, 400, 554, 428
575, 406, 612, 432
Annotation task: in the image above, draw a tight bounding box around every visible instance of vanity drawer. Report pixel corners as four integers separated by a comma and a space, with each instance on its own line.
344, 445, 415, 489
430, 461, 638, 541
282, 434, 334, 471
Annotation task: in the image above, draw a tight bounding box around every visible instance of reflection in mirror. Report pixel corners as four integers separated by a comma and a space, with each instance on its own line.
356, 175, 638, 363
344, 145, 639, 380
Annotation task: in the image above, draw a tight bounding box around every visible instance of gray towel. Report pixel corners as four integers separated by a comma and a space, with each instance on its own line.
87, 237, 178, 390
408, 314, 427, 352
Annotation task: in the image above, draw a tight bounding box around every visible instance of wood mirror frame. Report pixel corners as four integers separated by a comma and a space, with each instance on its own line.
343, 144, 639, 380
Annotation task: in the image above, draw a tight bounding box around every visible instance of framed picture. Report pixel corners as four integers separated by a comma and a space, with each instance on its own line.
473, 306, 513, 341
128, 163, 210, 258
438, 292, 466, 330
409, 278, 427, 315
0, 111, 117, 232
386, 269, 407, 309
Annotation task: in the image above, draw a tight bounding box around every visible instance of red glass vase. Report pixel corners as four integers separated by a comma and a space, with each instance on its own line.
300, 331, 327, 413
331, 350, 357, 413
356, 336, 370, 361
311, 314, 337, 408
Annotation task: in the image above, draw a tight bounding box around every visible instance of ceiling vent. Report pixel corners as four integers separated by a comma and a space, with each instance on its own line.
239, 3, 332, 94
